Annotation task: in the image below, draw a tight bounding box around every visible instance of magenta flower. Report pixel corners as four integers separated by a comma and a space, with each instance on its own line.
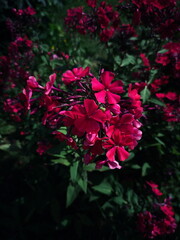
45, 73, 56, 95
103, 129, 130, 162
63, 99, 107, 134
146, 181, 163, 196
99, 27, 115, 42
27, 76, 43, 89
92, 71, 124, 104
62, 67, 90, 85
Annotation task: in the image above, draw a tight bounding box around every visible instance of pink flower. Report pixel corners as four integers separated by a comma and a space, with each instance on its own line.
45, 73, 56, 95
146, 181, 163, 196
24, 6, 36, 15
36, 142, 52, 155
62, 67, 90, 85
156, 93, 165, 99
99, 27, 115, 42
19, 87, 32, 111
156, 54, 170, 66
27, 76, 43, 89
165, 92, 177, 101
84, 133, 98, 146
86, 0, 97, 8
96, 159, 121, 169
62, 99, 107, 134
140, 53, 151, 68
103, 129, 130, 162
92, 71, 124, 104
53, 131, 78, 150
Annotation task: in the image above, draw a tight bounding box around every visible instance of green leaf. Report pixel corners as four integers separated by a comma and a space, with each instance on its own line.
127, 189, 133, 203
114, 55, 121, 65
158, 49, 168, 54
112, 196, 126, 205
142, 162, 151, 176
0, 125, 16, 135
50, 59, 62, 69
70, 161, 79, 182
41, 55, 49, 65
148, 69, 158, 84
78, 175, 87, 194
84, 163, 110, 172
0, 144, 11, 151
66, 184, 79, 207
148, 98, 166, 107
51, 158, 70, 166
125, 152, 135, 162
131, 164, 141, 169
121, 54, 135, 67
155, 137, 165, 147
92, 181, 112, 195
57, 126, 67, 135
40, 44, 49, 52
140, 86, 151, 103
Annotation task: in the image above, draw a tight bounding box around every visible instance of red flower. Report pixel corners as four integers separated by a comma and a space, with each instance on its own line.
63, 99, 107, 134
53, 131, 78, 150
132, 0, 176, 10
27, 76, 43, 89
19, 87, 32, 111
36, 142, 52, 155
45, 73, 56, 95
103, 129, 130, 162
165, 92, 177, 101
92, 71, 124, 104
146, 181, 163, 196
140, 53, 151, 69
99, 27, 115, 42
86, 0, 97, 8
62, 67, 90, 85
96, 159, 121, 169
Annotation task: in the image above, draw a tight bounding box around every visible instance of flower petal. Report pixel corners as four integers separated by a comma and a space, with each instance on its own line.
92, 77, 105, 91
91, 109, 107, 123
108, 160, 122, 169
84, 99, 98, 116
116, 147, 130, 161
106, 146, 117, 161
101, 71, 115, 87
106, 91, 120, 104
75, 118, 100, 133
95, 90, 106, 103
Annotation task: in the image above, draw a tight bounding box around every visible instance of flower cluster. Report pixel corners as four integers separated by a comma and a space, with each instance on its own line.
156, 92, 180, 122
6, 7, 36, 39
65, 1, 121, 42
0, 7, 36, 92
156, 42, 180, 79
126, 0, 179, 38
138, 200, 177, 238
0, 36, 34, 91
5, 67, 143, 169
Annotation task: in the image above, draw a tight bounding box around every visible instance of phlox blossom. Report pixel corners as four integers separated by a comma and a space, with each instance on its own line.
92, 71, 124, 104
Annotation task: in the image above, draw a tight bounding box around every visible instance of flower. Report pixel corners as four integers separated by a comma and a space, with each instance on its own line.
92, 71, 124, 104
62, 99, 107, 134
146, 181, 163, 196
99, 27, 115, 42
62, 67, 90, 85
103, 129, 130, 162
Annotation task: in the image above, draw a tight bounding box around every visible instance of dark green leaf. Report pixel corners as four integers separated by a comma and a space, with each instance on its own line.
140, 86, 151, 103
92, 181, 112, 195
66, 184, 79, 207
148, 98, 166, 107
142, 162, 151, 176
70, 161, 79, 182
